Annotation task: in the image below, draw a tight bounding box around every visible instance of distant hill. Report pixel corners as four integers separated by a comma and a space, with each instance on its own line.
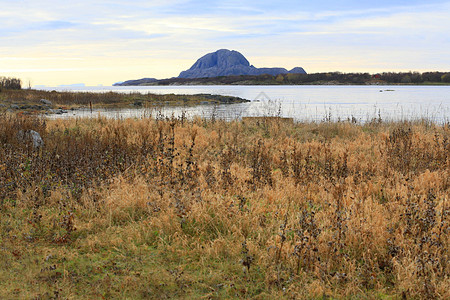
114, 78, 158, 86
178, 49, 306, 78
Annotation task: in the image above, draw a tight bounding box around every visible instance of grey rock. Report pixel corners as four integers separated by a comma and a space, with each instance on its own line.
40, 99, 52, 106
17, 130, 44, 149
30, 105, 44, 110
50, 109, 61, 114
49, 108, 68, 114
178, 49, 306, 78
11, 104, 19, 109
0, 103, 6, 108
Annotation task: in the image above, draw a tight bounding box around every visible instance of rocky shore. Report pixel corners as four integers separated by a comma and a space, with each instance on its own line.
1, 98, 71, 115
0, 90, 250, 116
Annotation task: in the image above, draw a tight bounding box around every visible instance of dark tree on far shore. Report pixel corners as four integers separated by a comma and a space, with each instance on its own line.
0, 77, 22, 90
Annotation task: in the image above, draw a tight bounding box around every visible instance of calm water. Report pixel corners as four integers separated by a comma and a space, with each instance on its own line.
40, 85, 450, 123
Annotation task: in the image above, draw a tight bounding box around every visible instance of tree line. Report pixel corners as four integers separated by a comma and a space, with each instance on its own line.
268, 71, 450, 85
0, 77, 22, 90
145, 71, 450, 86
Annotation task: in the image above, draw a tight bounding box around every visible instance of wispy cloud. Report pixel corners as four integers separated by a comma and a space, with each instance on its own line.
0, 57, 83, 61
1, 0, 449, 85
0, 68, 106, 72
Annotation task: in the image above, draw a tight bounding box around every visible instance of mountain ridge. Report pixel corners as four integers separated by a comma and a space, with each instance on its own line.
178, 49, 306, 78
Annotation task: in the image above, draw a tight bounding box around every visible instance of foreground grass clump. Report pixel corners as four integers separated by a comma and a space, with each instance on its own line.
0, 114, 448, 299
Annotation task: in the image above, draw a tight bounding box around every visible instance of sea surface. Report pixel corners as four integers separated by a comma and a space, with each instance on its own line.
39, 85, 450, 123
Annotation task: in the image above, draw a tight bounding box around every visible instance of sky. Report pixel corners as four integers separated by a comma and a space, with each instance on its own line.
0, 0, 449, 86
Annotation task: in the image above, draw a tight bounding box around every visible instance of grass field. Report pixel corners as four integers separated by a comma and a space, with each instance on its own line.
0, 113, 448, 299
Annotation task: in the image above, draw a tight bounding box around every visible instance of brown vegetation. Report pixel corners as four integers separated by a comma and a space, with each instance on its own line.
0, 113, 448, 298
0, 89, 248, 109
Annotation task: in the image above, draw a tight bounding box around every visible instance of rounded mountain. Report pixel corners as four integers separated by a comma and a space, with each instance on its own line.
178, 49, 305, 78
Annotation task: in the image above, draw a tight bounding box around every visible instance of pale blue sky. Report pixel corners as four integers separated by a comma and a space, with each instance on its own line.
0, 0, 449, 85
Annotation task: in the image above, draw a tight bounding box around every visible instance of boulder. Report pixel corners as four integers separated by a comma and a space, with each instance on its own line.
40, 99, 52, 106
51, 109, 61, 114
17, 130, 44, 148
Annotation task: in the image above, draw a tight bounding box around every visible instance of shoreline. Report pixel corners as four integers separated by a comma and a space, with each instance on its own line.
0, 89, 250, 115
121, 81, 450, 86
115, 71, 450, 86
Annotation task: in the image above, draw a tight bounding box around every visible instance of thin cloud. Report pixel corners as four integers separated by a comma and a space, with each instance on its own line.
0, 57, 83, 61
1, 0, 449, 85
0, 68, 107, 72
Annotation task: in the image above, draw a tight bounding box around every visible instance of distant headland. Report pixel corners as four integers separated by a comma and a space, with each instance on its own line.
115, 49, 306, 86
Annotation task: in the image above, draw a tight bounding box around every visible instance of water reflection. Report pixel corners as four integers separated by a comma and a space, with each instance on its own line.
42, 85, 450, 123
46, 100, 449, 124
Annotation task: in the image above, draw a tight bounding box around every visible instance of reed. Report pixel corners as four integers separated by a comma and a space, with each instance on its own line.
0, 113, 448, 299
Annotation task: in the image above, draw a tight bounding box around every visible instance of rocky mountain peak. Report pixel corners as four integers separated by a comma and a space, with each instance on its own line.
191, 49, 250, 69
178, 49, 306, 78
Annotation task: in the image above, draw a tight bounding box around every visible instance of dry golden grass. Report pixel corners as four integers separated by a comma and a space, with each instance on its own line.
0, 113, 448, 299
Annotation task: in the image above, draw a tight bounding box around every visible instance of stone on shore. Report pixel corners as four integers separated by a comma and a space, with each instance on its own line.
17, 130, 44, 149
40, 99, 52, 106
